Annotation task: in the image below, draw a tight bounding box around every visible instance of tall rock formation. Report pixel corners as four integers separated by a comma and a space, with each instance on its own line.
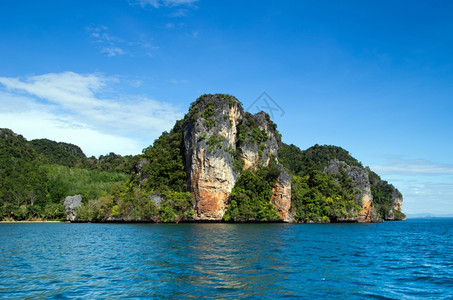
368, 170, 405, 221
183, 94, 291, 221
325, 159, 379, 223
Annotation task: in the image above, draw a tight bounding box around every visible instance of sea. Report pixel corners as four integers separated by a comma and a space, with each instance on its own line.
0, 219, 452, 299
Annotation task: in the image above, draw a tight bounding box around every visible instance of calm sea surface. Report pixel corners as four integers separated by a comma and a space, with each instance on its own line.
0, 219, 452, 299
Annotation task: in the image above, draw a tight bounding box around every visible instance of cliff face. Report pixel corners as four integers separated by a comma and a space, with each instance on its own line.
271, 165, 293, 222
387, 189, 405, 220
325, 159, 379, 223
183, 94, 291, 221
368, 171, 405, 221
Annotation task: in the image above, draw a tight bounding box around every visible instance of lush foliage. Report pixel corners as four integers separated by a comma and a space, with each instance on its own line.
30, 138, 133, 173
237, 112, 269, 144
41, 164, 129, 203
280, 143, 404, 222
31, 139, 87, 168
368, 169, 405, 220
224, 164, 281, 222
0, 128, 131, 221
139, 120, 187, 193
75, 119, 195, 222
91, 152, 134, 173
76, 183, 193, 223
206, 134, 224, 152
279, 144, 362, 177
0, 130, 51, 220
1, 94, 404, 223
291, 169, 361, 223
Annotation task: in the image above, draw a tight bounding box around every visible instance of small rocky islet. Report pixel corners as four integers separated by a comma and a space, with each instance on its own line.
0, 94, 405, 223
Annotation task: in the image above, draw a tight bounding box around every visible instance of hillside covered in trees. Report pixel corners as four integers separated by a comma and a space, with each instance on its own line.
0, 94, 405, 222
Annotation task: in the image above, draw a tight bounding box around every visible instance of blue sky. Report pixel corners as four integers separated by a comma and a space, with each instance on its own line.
1, 0, 452, 215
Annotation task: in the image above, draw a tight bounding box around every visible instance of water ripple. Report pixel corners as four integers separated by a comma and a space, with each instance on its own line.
0, 220, 452, 299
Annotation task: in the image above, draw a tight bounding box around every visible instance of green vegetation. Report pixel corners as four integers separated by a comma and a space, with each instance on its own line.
0, 94, 404, 223
368, 169, 405, 220
74, 119, 195, 222
280, 143, 404, 222
279, 144, 362, 222
139, 120, 187, 193
41, 164, 129, 202
206, 135, 224, 152
31, 139, 86, 168
279, 144, 362, 177
201, 100, 216, 129
76, 183, 193, 223
264, 113, 281, 145
204, 117, 216, 129
0, 128, 132, 221
237, 112, 269, 144
218, 93, 235, 107
94, 152, 134, 173
0, 129, 56, 220
224, 164, 281, 222
291, 169, 361, 222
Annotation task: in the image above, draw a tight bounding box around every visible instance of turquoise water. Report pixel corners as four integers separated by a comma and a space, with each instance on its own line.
0, 219, 452, 299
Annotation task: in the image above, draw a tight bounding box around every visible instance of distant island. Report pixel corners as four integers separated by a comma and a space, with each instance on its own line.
0, 94, 405, 223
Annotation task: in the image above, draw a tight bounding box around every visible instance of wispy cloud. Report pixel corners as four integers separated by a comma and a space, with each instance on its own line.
170, 8, 190, 17
369, 157, 453, 214
0, 72, 183, 156
133, 0, 198, 8
87, 25, 126, 57
394, 178, 453, 215
370, 157, 453, 175
101, 47, 126, 57
87, 25, 157, 57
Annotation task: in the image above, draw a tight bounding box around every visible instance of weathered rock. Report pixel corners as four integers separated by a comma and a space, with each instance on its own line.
183, 95, 243, 220
64, 195, 82, 222
271, 165, 293, 222
183, 94, 291, 221
240, 112, 280, 170
325, 159, 379, 223
149, 193, 163, 207
387, 190, 405, 220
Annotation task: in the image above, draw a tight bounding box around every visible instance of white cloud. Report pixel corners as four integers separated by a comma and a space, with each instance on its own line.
87, 25, 157, 57
101, 47, 126, 57
0, 72, 183, 157
134, 0, 198, 8
369, 157, 453, 215
370, 157, 453, 175
393, 178, 453, 215
170, 78, 188, 84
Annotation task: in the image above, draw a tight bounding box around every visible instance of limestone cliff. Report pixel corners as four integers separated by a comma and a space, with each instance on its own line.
271, 165, 293, 222
183, 94, 291, 221
382, 186, 405, 221
324, 159, 379, 223
368, 170, 405, 221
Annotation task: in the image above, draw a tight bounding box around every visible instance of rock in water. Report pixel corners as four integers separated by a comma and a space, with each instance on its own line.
64, 195, 82, 221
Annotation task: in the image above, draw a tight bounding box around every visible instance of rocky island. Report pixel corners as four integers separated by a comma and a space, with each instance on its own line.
0, 94, 405, 223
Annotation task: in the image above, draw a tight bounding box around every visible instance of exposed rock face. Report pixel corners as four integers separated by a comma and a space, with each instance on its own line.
183, 95, 243, 220
387, 190, 405, 220
393, 191, 403, 212
240, 112, 280, 170
183, 94, 291, 221
325, 159, 379, 223
271, 165, 293, 222
64, 195, 82, 222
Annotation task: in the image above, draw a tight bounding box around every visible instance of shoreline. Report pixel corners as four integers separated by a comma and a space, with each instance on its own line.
0, 220, 67, 223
